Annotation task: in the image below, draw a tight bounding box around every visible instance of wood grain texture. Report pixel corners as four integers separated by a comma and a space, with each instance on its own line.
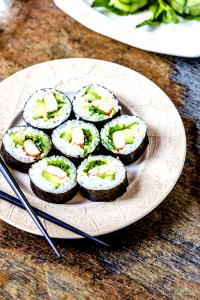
0, 1, 199, 300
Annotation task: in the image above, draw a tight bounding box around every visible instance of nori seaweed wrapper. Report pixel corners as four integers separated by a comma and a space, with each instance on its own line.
0, 143, 31, 173
79, 176, 128, 202
30, 180, 78, 204
102, 132, 149, 165
77, 109, 121, 129
50, 144, 85, 167
22, 108, 74, 137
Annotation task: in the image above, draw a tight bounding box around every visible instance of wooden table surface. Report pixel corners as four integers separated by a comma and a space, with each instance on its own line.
0, 1, 199, 299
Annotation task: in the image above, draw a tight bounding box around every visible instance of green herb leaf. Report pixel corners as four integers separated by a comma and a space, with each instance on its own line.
82, 128, 94, 157
25, 134, 49, 154
136, 0, 179, 27
84, 160, 107, 173
47, 159, 71, 177
89, 105, 105, 117
54, 91, 68, 109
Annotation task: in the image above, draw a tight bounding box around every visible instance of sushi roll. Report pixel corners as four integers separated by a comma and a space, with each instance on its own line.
72, 84, 121, 126
23, 88, 72, 131
51, 120, 100, 164
77, 155, 128, 202
1, 126, 51, 172
100, 115, 149, 165
29, 156, 77, 204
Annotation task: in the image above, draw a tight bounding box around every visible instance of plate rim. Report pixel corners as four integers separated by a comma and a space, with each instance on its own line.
0, 58, 186, 238
54, 0, 200, 58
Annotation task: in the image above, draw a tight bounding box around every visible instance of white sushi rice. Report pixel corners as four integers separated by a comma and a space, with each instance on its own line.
73, 84, 120, 122
101, 115, 147, 155
2, 126, 51, 163
77, 155, 126, 190
29, 156, 77, 194
23, 88, 72, 129
52, 120, 100, 158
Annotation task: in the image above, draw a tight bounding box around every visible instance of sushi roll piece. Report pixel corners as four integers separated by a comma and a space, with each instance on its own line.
23, 88, 72, 131
72, 84, 121, 127
77, 155, 128, 202
1, 126, 52, 172
100, 115, 149, 165
29, 155, 77, 204
51, 120, 100, 164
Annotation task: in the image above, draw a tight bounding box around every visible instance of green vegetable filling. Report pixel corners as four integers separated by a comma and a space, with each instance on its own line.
60, 130, 72, 143
47, 159, 71, 177
9, 130, 49, 156
104, 122, 138, 151
84, 159, 116, 180
88, 105, 106, 118
32, 91, 68, 121
42, 172, 64, 189
42, 159, 71, 189
82, 128, 95, 157
60, 127, 95, 157
29, 136, 47, 153
98, 171, 116, 181
82, 86, 113, 118
84, 159, 107, 173
83, 86, 102, 102
9, 130, 25, 146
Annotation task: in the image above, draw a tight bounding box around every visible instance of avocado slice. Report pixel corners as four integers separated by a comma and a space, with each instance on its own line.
124, 128, 134, 144
32, 99, 47, 120
42, 171, 65, 189
99, 169, 116, 180
100, 172, 115, 181
83, 86, 101, 102
129, 122, 139, 135
60, 129, 72, 142
10, 130, 25, 146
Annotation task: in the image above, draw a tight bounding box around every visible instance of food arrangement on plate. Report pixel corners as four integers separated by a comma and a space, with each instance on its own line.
1, 84, 149, 204
92, 0, 200, 27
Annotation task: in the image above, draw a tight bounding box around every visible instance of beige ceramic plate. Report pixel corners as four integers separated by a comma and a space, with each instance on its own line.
0, 58, 186, 238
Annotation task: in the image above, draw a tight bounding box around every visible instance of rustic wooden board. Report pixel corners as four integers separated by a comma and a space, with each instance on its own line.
0, 58, 186, 238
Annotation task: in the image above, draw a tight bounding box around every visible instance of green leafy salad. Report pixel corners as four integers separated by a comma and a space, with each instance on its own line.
91, 0, 200, 27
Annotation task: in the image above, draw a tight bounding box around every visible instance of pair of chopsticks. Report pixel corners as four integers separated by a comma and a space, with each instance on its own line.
0, 157, 110, 257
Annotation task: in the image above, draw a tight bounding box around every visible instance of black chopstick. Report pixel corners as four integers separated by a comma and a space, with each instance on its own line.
0, 190, 110, 248
0, 157, 61, 258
